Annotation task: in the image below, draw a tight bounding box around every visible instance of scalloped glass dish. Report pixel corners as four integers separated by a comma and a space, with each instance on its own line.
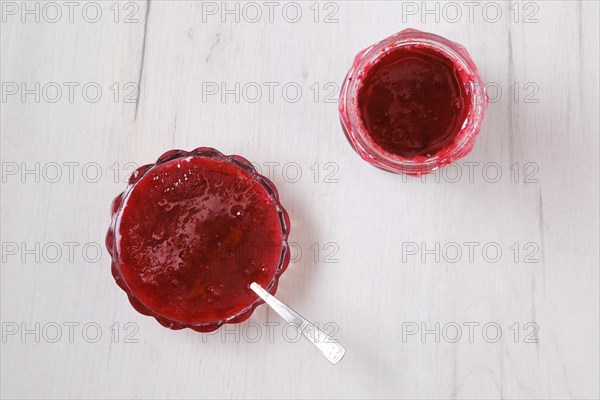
339, 29, 488, 176
106, 147, 291, 332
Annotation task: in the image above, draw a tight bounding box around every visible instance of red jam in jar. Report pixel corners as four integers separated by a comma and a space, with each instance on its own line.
339, 29, 488, 176
106, 148, 290, 332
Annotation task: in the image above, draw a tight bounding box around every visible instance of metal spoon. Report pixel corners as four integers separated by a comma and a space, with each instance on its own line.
250, 282, 346, 365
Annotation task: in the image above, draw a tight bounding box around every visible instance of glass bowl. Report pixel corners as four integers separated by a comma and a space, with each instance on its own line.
105, 147, 291, 332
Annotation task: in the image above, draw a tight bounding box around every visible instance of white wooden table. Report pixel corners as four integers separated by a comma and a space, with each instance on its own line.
1, 1, 598, 399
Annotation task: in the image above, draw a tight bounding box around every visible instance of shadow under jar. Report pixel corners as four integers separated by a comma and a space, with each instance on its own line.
106, 148, 291, 332
339, 29, 488, 176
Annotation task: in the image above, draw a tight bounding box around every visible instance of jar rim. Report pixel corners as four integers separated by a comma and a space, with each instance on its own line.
338, 29, 488, 176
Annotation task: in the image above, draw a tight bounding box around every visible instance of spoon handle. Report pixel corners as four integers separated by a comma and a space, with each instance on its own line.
250, 282, 346, 365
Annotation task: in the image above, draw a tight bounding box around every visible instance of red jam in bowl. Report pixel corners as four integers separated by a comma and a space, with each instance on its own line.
339, 29, 488, 176
106, 148, 290, 332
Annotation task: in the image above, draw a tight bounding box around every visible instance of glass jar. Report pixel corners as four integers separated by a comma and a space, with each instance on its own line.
339, 29, 488, 176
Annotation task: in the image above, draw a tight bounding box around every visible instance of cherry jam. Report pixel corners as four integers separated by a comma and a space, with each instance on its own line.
357, 45, 472, 158
106, 148, 290, 332
339, 29, 488, 176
